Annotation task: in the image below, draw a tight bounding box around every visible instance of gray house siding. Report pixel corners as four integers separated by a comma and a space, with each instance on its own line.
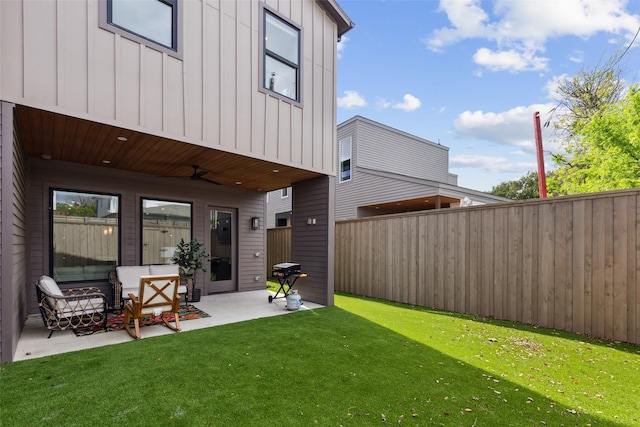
291, 176, 335, 306
265, 189, 293, 229
26, 158, 266, 314
0, 103, 29, 364
342, 115, 450, 183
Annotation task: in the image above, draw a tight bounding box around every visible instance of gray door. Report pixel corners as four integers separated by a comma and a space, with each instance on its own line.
206, 207, 236, 293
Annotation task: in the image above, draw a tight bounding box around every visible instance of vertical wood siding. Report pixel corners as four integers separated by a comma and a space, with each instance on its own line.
332, 190, 640, 345
0, 0, 338, 176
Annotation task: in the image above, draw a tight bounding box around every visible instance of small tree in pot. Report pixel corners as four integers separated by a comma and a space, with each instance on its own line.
171, 238, 208, 302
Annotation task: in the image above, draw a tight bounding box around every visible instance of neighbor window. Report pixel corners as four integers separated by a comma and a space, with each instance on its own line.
141, 198, 192, 265
281, 187, 289, 198
51, 190, 119, 282
339, 137, 352, 182
262, 8, 301, 102
99, 0, 182, 58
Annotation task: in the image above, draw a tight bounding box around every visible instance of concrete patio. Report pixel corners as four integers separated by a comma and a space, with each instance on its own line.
14, 289, 323, 362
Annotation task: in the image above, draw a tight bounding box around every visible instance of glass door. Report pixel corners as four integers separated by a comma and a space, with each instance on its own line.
207, 208, 236, 293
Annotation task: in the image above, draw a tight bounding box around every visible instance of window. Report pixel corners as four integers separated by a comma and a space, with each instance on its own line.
262, 8, 301, 102
141, 199, 192, 265
339, 137, 352, 182
51, 190, 119, 282
99, 0, 182, 59
281, 187, 289, 198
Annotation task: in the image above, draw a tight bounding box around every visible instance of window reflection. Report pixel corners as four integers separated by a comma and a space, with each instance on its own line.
141, 199, 192, 265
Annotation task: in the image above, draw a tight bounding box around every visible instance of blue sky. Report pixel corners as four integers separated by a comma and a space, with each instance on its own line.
335, 0, 640, 192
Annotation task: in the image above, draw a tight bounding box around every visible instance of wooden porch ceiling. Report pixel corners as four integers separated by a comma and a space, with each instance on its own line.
16, 105, 321, 192
360, 195, 461, 214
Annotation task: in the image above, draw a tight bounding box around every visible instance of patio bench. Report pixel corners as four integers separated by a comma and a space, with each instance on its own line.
109, 264, 192, 310
36, 275, 108, 338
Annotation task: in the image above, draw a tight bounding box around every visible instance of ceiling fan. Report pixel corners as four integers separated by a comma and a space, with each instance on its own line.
173, 165, 221, 185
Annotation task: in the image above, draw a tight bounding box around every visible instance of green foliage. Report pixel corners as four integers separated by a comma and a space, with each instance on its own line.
170, 238, 208, 275
489, 171, 540, 200
1, 294, 638, 425
55, 201, 97, 217
549, 86, 640, 195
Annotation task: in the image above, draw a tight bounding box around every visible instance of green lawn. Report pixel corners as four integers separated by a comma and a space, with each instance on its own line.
1, 293, 638, 426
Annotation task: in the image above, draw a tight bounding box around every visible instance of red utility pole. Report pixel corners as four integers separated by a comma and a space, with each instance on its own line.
533, 112, 548, 198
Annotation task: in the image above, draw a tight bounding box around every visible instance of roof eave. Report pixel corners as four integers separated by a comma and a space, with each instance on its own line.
316, 0, 355, 38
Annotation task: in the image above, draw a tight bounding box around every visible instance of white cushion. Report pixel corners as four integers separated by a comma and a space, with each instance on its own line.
39, 275, 63, 296
117, 266, 151, 298
149, 264, 179, 276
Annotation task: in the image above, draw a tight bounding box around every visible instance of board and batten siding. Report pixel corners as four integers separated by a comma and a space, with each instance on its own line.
0, 0, 338, 175
334, 189, 640, 346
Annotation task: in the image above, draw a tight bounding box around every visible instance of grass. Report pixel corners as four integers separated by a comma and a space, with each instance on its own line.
1, 293, 639, 426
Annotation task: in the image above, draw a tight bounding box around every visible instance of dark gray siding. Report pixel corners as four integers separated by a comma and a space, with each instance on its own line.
0, 102, 28, 363
291, 176, 334, 306
26, 157, 266, 314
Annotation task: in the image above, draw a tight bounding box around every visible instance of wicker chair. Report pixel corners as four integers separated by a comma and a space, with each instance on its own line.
36, 275, 108, 338
123, 275, 182, 339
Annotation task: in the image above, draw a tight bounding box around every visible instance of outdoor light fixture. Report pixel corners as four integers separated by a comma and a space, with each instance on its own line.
251, 217, 260, 230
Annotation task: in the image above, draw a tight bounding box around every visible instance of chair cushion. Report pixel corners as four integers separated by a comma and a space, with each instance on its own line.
39, 275, 63, 296
117, 266, 151, 298
149, 264, 179, 276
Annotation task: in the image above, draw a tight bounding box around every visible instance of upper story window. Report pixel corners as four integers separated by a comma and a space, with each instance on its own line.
262, 8, 301, 103
339, 137, 352, 182
99, 0, 182, 59
281, 187, 289, 198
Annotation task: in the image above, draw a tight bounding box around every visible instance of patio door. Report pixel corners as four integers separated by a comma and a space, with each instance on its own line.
206, 207, 236, 293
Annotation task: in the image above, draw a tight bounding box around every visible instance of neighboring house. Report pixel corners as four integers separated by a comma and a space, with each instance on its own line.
0, 0, 353, 363
267, 115, 508, 226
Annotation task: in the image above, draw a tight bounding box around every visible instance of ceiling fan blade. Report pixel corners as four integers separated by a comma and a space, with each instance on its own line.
199, 176, 221, 185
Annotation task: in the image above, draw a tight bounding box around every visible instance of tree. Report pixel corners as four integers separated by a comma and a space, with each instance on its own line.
489, 171, 540, 200
548, 86, 640, 194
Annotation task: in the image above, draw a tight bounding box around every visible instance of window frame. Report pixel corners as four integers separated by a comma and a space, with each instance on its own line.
50, 188, 121, 283
281, 187, 289, 198
259, 5, 303, 106
140, 197, 193, 266
98, 0, 183, 60
339, 137, 352, 183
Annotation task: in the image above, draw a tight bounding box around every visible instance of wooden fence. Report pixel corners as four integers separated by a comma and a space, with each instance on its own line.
268, 189, 640, 345
266, 227, 291, 278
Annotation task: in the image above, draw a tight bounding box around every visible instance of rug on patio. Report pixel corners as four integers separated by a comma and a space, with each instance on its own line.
73, 304, 211, 336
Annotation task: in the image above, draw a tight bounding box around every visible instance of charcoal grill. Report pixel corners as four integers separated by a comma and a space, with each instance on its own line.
269, 262, 307, 303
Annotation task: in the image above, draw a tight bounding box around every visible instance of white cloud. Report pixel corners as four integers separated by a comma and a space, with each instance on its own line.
424, 0, 640, 73
392, 94, 422, 112
473, 47, 549, 72
337, 90, 366, 109
453, 103, 556, 151
450, 154, 537, 174
376, 94, 421, 112
337, 35, 348, 59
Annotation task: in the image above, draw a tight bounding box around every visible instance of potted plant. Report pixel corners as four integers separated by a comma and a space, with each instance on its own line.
171, 238, 208, 302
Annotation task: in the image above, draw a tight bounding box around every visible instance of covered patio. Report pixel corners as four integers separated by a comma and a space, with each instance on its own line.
14, 290, 323, 362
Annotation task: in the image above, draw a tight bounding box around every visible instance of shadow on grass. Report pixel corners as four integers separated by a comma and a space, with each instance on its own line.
1, 301, 634, 426
337, 292, 640, 356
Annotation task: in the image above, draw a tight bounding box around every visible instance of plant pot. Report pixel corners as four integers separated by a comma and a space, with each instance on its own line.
190, 288, 201, 302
